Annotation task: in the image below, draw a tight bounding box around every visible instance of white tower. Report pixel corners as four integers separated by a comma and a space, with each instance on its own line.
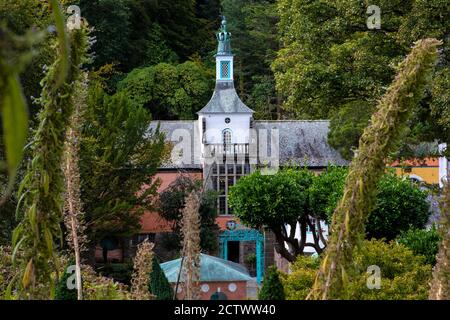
197, 17, 254, 159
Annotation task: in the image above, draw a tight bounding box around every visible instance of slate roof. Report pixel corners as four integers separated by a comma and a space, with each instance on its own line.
197, 82, 254, 114
254, 120, 348, 167
147, 119, 348, 169
161, 254, 253, 283
147, 120, 202, 169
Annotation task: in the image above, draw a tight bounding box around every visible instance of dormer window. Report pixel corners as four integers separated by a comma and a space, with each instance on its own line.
220, 61, 231, 79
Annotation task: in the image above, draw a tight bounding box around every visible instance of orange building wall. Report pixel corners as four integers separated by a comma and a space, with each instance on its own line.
387, 157, 439, 185
140, 170, 203, 233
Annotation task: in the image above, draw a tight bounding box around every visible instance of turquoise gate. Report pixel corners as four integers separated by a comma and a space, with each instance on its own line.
219, 227, 265, 284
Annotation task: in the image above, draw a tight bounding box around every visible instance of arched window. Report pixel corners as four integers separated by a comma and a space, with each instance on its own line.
223, 129, 232, 145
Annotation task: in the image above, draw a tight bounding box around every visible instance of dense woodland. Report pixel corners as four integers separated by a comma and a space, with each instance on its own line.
0, 0, 449, 300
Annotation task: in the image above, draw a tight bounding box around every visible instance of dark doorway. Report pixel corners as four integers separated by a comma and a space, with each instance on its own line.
227, 241, 240, 263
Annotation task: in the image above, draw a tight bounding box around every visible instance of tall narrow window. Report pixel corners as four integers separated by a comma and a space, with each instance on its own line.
202, 118, 206, 143
220, 61, 230, 79
223, 129, 232, 145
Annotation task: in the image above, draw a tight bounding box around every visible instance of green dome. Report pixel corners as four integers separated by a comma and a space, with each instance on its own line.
161, 254, 253, 283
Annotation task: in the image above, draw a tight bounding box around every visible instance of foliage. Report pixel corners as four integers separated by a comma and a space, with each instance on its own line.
273, 0, 449, 157
283, 240, 432, 300
79, 83, 167, 245
0, 0, 54, 112
0, 246, 20, 299
79, 0, 220, 72
149, 256, 173, 300
81, 264, 131, 300
258, 266, 285, 300
397, 227, 440, 266
328, 101, 375, 160
281, 255, 321, 300
117, 61, 214, 120
309, 39, 441, 300
1, 246, 69, 300
12, 3, 91, 298
0, 24, 44, 199
429, 182, 450, 299
55, 262, 78, 300
312, 167, 430, 240
308, 166, 348, 221
130, 239, 154, 300
180, 191, 202, 300
369, 174, 430, 240
222, 0, 280, 119
158, 175, 219, 254
229, 168, 323, 261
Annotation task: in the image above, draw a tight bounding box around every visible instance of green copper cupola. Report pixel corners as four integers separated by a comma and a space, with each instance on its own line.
217, 17, 232, 55
215, 17, 234, 82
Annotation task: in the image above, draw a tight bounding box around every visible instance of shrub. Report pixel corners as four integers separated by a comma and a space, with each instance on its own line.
368, 174, 430, 240
55, 262, 78, 300
281, 255, 320, 300
282, 239, 432, 300
397, 226, 440, 265
148, 256, 173, 300
258, 266, 285, 300
96, 263, 133, 285
81, 265, 131, 300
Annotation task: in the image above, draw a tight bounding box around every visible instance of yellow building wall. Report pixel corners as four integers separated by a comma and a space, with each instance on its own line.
392, 167, 439, 185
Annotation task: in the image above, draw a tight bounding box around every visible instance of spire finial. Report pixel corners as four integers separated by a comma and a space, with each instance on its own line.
221, 16, 227, 33
216, 16, 232, 55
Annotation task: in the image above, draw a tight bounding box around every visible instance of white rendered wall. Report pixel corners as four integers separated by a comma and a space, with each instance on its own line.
285, 221, 329, 255
202, 113, 251, 144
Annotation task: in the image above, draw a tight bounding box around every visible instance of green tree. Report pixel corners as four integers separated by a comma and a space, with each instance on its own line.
397, 227, 441, 265
283, 239, 432, 300
222, 0, 280, 119
158, 175, 219, 254
228, 168, 322, 262
370, 174, 430, 240
117, 61, 214, 120
273, 0, 449, 158
80, 84, 167, 255
311, 167, 431, 241
79, 0, 220, 72
148, 256, 173, 300
230, 166, 430, 263
258, 266, 285, 300
0, 0, 53, 111
309, 38, 441, 300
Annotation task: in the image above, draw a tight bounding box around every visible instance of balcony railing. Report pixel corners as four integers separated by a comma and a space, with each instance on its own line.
204, 143, 249, 157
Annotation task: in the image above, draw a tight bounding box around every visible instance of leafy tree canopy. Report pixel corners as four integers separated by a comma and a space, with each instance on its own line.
80, 83, 167, 243
117, 61, 214, 120
158, 175, 219, 254
79, 0, 221, 73
310, 167, 431, 240
283, 239, 432, 300
273, 0, 449, 158
397, 226, 441, 265
229, 167, 431, 261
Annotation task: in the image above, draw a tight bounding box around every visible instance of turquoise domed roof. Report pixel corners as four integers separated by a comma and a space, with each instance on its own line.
161, 253, 253, 283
